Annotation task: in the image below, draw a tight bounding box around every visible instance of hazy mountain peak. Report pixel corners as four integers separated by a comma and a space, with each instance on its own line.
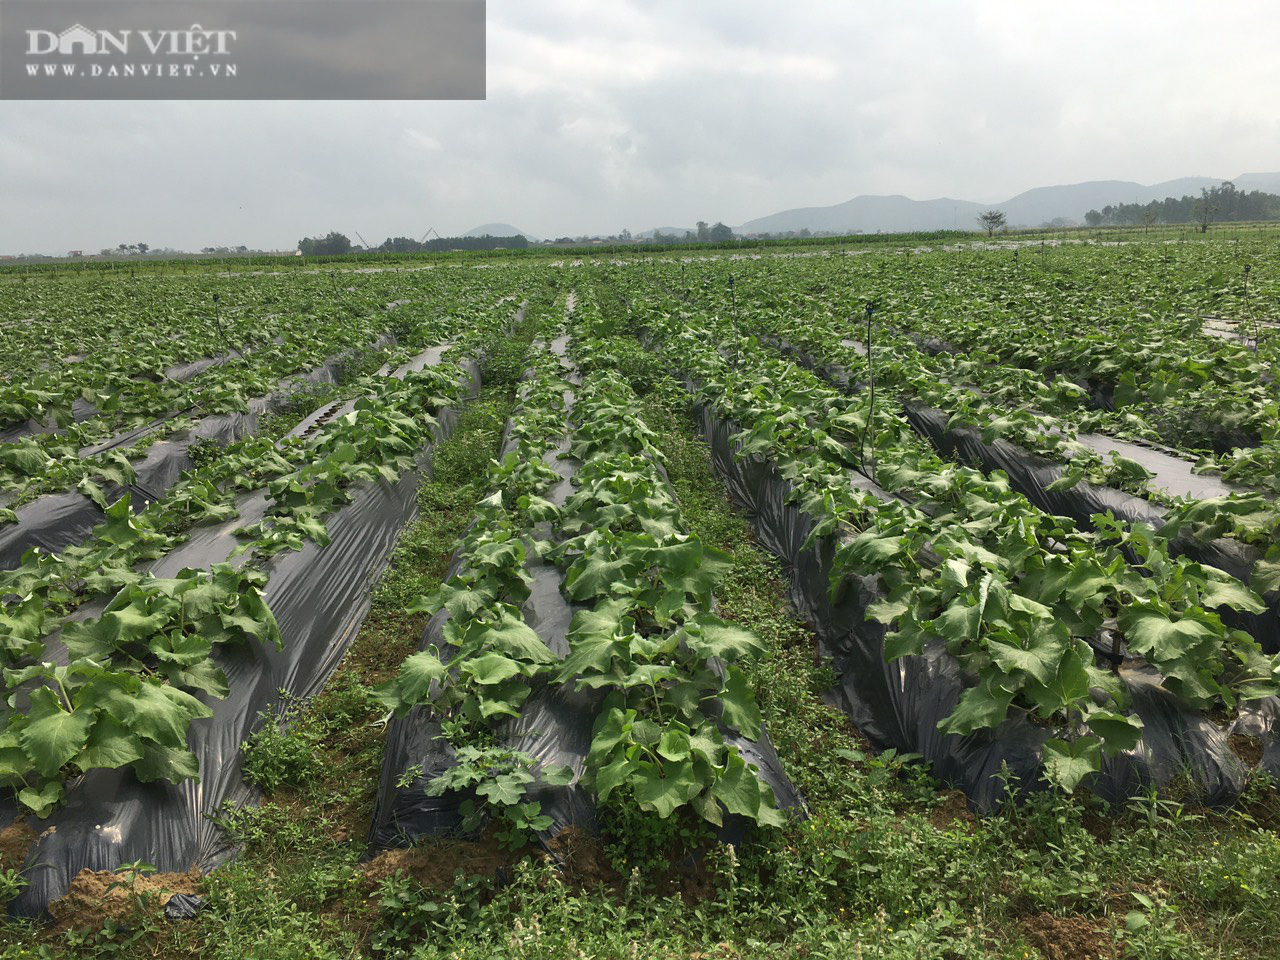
736, 173, 1280, 235
462, 223, 539, 241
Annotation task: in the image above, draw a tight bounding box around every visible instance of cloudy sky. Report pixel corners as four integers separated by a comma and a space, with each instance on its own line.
2, 0, 1279, 254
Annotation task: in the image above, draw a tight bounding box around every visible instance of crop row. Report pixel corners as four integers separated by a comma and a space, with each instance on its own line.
373, 293, 790, 853
0, 300, 518, 824
616, 286, 1280, 794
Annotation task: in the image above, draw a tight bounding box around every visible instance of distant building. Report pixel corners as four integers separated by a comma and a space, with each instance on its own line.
68, 250, 84, 257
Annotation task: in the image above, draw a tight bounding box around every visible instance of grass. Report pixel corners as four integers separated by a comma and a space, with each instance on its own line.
8, 331, 1280, 959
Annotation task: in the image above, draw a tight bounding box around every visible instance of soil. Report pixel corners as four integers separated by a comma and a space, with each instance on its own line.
360, 827, 718, 909
0, 818, 36, 872
48, 867, 203, 932
1081, 810, 1114, 843
1230, 733, 1265, 767
651, 854, 715, 904
927, 789, 977, 831
359, 832, 515, 890
545, 826, 621, 888
1019, 912, 1114, 960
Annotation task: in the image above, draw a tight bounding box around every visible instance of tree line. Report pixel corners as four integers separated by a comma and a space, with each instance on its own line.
1084, 181, 1280, 230
296, 232, 530, 255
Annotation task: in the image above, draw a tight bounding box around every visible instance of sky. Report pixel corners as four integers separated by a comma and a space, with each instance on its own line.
2, 0, 1279, 254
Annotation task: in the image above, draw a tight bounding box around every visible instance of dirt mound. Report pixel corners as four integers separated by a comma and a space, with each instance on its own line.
545, 827, 620, 888
0, 819, 36, 872
360, 833, 513, 889
49, 867, 203, 932
928, 789, 977, 831
1020, 912, 1113, 960
1230, 733, 1264, 767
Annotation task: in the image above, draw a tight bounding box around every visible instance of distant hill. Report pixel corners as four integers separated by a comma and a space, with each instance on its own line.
462, 223, 539, 242
736, 173, 1280, 235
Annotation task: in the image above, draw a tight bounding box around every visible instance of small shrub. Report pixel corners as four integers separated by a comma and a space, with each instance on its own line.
241, 703, 322, 794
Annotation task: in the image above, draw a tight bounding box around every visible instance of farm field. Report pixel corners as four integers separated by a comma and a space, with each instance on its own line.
2, 233, 1280, 959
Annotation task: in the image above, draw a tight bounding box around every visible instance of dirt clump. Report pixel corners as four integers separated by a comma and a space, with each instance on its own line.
1020, 912, 1113, 960
360, 832, 513, 889
928, 789, 977, 831
545, 827, 621, 888
0, 819, 36, 872
48, 867, 203, 932
1230, 733, 1265, 767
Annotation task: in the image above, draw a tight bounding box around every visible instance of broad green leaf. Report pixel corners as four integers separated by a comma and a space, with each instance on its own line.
462, 652, 525, 686
20, 691, 95, 778
476, 772, 529, 807
987, 628, 1063, 687
1042, 737, 1101, 792
712, 751, 763, 820
1118, 603, 1218, 662
633, 759, 701, 818
131, 741, 201, 784
1199, 574, 1265, 614
1083, 708, 1144, 757
938, 675, 1015, 736
18, 780, 64, 818
683, 617, 765, 662
594, 750, 635, 801
75, 715, 145, 772
719, 666, 762, 740
486, 613, 555, 664
540, 764, 574, 787
1024, 641, 1093, 716
1252, 558, 1280, 596
867, 597, 908, 625
373, 649, 446, 712
843, 531, 904, 570
588, 707, 632, 762
657, 726, 692, 762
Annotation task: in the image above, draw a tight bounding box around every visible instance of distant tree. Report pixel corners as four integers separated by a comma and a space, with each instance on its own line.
1084, 182, 1279, 229
117, 243, 129, 254
696, 221, 710, 242
977, 210, 1007, 237
297, 232, 353, 256
1194, 188, 1217, 233
708, 221, 734, 243
136, 242, 149, 255
378, 236, 425, 254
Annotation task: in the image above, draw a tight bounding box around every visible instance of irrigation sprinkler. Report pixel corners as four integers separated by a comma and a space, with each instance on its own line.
211, 292, 236, 357
855, 300, 877, 484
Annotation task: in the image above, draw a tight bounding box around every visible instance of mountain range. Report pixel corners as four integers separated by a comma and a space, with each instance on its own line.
733, 173, 1280, 235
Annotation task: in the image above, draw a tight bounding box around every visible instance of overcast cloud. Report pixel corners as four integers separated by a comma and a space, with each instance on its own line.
2, 0, 1279, 254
